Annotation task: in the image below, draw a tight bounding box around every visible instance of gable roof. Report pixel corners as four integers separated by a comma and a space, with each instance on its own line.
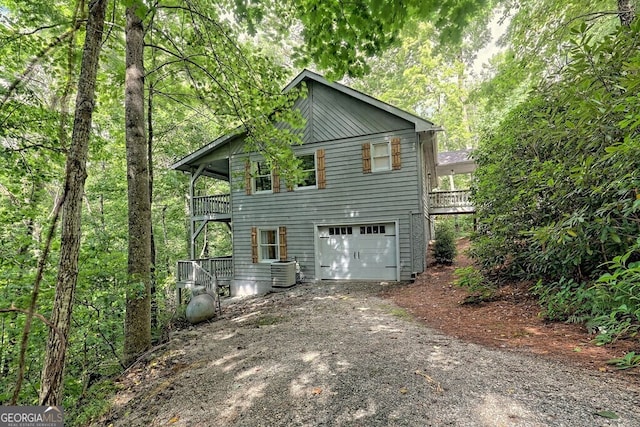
285, 70, 438, 133
171, 69, 439, 173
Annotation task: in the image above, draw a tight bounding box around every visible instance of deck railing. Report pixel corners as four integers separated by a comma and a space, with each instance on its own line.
177, 257, 233, 284
192, 194, 230, 216
176, 260, 222, 312
428, 190, 473, 210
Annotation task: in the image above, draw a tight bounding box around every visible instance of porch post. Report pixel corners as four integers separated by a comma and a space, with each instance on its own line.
189, 164, 206, 259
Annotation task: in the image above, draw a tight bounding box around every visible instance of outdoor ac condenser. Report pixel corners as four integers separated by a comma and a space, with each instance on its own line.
271, 261, 296, 288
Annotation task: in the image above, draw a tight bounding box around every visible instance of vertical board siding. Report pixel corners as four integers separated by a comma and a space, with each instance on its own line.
305, 81, 411, 142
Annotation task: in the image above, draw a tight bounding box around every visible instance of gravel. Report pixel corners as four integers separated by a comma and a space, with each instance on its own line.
101, 281, 640, 427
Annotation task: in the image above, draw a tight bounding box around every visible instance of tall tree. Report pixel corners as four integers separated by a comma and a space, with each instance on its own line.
39, 0, 108, 406
123, 2, 152, 364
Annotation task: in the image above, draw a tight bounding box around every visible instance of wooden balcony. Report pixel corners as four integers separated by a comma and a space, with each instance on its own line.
428, 190, 474, 214
192, 194, 231, 219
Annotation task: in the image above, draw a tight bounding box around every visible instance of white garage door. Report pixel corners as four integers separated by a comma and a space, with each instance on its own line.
318, 223, 397, 280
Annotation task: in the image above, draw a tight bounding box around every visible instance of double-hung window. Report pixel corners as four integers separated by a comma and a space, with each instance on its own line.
258, 228, 279, 262
297, 153, 317, 188
372, 141, 391, 172
252, 226, 287, 263
362, 138, 400, 173
253, 160, 272, 192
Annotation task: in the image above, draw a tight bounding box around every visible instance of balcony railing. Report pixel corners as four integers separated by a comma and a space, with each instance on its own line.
192, 194, 230, 216
428, 190, 474, 214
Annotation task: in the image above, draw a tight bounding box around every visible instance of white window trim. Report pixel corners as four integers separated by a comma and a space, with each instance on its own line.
295, 151, 318, 190
372, 141, 391, 172
252, 160, 273, 193
258, 227, 279, 262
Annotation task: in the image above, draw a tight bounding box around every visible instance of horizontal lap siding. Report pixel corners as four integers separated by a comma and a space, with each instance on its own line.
231, 128, 422, 282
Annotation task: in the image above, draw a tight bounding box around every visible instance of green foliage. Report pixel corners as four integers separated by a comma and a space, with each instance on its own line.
352, 18, 484, 152
472, 19, 640, 344
289, 0, 491, 78
454, 266, 494, 299
607, 352, 640, 370
65, 380, 118, 426
433, 221, 457, 265
530, 278, 595, 322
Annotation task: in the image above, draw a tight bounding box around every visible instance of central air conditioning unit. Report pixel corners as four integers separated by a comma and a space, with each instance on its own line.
271, 261, 296, 288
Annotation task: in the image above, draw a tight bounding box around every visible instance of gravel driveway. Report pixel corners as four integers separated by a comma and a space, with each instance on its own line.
102, 281, 640, 426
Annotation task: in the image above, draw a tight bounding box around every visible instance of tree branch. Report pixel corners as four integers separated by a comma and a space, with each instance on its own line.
0, 22, 84, 110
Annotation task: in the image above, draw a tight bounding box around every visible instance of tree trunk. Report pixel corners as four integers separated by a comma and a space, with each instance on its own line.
39, 0, 107, 406
148, 83, 157, 331
618, 0, 636, 26
124, 5, 152, 365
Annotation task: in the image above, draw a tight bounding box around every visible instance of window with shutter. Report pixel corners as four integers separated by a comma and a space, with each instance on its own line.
298, 154, 317, 188
252, 160, 272, 192
254, 227, 283, 262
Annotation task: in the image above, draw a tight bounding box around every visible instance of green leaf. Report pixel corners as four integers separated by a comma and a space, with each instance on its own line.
594, 411, 619, 419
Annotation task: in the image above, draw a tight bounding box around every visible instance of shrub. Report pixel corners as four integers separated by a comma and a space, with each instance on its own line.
454, 266, 495, 300
434, 222, 457, 265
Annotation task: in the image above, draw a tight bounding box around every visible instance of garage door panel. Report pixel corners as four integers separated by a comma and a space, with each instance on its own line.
318, 223, 397, 280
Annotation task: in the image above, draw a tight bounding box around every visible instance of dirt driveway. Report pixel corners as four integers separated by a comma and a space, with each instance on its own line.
99, 281, 640, 427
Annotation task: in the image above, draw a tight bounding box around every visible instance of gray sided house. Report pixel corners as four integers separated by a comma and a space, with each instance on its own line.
172, 70, 466, 296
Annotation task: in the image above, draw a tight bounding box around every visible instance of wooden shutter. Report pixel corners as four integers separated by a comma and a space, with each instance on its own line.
391, 138, 401, 170
278, 226, 287, 261
362, 143, 371, 174
251, 227, 258, 263
272, 167, 280, 193
317, 149, 326, 189
245, 160, 252, 195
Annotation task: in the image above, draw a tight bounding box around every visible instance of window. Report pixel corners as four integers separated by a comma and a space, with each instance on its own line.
252, 226, 286, 263
298, 153, 317, 188
360, 224, 386, 235
258, 228, 279, 262
253, 161, 272, 192
328, 226, 352, 235
372, 142, 391, 172
363, 139, 400, 173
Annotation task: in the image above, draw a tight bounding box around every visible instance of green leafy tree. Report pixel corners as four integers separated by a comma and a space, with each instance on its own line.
434, 221, 457, 265
471, 17, 640, 336
39, 0, 108, 406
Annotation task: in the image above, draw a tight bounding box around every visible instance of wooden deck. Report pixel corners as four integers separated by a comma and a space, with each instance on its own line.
428, 190, 474, 215
176, 257, 232, 291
